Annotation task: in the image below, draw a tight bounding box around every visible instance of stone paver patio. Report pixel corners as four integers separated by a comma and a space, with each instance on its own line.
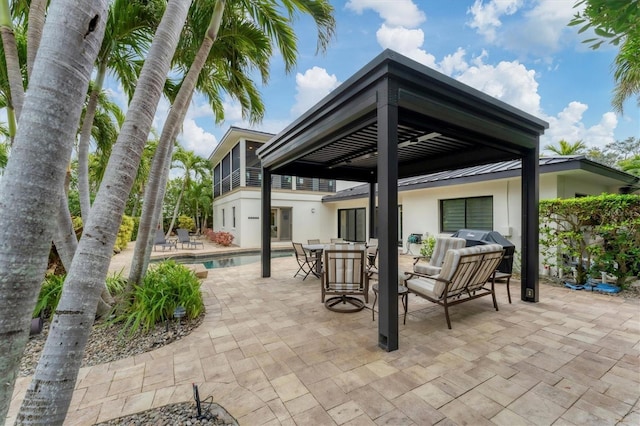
7, 243, 640, 425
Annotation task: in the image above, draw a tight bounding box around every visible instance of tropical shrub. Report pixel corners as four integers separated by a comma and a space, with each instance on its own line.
114, 215, 134, 252
420, 235, 436, 258
33, 274, 65, 320
540, 194, 640, 286
206, 230, 234, 246
177, 215, 195, 231
118, 261, 204, 334
34, 272, 126, 320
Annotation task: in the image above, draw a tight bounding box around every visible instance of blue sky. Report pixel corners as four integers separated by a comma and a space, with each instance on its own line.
109, 0, 639, 159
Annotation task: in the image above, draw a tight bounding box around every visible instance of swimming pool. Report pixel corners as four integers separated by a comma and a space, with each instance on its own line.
199, 250, 292, 269
154, 250, 291, 269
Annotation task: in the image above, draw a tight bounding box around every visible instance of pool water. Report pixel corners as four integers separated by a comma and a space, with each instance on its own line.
200, 251, 292, 269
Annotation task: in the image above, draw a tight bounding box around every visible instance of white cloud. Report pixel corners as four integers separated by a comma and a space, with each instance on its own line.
439, 48, 469, 76
541, 102, 618, 151
467, 0, 522, 42
456, 57, 541, 116
376, 25, 437, 68
345, 0, 426, 28
291, 66, 340, 117
177, 118, 217, 158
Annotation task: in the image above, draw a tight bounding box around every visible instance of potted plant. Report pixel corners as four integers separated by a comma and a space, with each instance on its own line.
420, 235, 436, 260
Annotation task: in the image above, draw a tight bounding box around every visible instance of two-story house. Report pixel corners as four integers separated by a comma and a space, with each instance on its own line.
208, 127, 341, 248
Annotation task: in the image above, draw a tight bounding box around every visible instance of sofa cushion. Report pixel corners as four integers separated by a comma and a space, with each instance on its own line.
434, 243, 503, 298
414, 263, 441, 276
406, 276, 438, 299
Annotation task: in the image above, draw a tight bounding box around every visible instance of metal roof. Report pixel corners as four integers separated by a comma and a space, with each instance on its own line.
322, 156, 640, 201
258, 49, 548, 182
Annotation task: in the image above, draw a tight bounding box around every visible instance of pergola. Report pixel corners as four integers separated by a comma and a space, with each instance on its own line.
257, 50, 548, 351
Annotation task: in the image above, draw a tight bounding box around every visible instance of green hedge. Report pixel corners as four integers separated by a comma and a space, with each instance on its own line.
540, 194, 640, 286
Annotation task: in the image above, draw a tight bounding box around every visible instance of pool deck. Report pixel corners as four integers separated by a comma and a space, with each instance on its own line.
7, 241, 640, 425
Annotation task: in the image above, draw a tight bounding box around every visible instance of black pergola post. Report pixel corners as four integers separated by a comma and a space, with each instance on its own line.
377, 80, 399, 352
521, 147, 539, 301
368, 182, 376, 238
261, 167, 272, 278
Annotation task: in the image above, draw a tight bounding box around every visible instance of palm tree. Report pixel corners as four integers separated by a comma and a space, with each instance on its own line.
0, 0, 25, 121
15, 1, 191, 422
612, 37, 640, 113
0, 0, 108, 421
76, 0, 164, 223
544, 139, 588, 156
185, 177, 212, 232
165, 147, 209, 236
128, 0, 335, 286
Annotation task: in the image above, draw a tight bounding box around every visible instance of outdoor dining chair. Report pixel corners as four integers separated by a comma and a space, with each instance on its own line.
292, 242, 318, 280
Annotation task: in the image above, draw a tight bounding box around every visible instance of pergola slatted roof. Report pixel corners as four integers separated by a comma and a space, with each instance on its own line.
258, 50, 549, 351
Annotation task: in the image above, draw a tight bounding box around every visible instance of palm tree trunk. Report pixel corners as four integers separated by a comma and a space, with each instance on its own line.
0, 0, 25, 121
0, 1, 107, 422
166, 179, 186, 237
16, 1, 191, 422
128, 0, 225, 286
77, 62, 107, 224
27, 0, 48, 79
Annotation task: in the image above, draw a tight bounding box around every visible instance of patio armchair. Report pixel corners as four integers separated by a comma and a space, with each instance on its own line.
413, 236, 466, 276
307, 239, 321, 244
321, 244, 369, 312
176, 228, 204, 249
293, 242, 318, 280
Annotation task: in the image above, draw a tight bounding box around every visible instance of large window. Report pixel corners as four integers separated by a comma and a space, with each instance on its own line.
338, 208, 366, 242
440, 196, 493, 232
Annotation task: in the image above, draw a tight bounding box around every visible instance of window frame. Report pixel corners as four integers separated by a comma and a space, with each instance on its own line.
440, 196, 493, 232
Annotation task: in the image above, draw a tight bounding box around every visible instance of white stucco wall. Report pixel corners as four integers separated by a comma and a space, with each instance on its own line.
213, 189, 335, 248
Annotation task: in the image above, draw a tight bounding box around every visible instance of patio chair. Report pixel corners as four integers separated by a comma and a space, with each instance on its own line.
366, 238, 378, 276
176, 228, 204, 249
154, 229, 176, 251
330, 238, 345, 243
293, 242, 318, 280
307, 239, 321, 244
413, 236, 466, 276
321, 244, 369, 312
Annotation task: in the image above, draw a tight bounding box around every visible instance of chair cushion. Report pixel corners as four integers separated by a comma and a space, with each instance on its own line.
430, 237, 467, 268
435, 243, 503, 297
406, 276, 438, 299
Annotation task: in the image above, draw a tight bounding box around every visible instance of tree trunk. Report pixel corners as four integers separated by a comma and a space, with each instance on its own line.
166, 181, 185, 238
128, 0, 225, 286
0, 1, 107, 422
16, 1, 191, 423
27, 0, 48, 79
77, 63, 107, 224
0, 0, 25, 121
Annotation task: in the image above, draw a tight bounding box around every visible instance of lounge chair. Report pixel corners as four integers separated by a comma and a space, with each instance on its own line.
176, 228, 204, 249
154, 229, 176, 251
412, 236, 466, 276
